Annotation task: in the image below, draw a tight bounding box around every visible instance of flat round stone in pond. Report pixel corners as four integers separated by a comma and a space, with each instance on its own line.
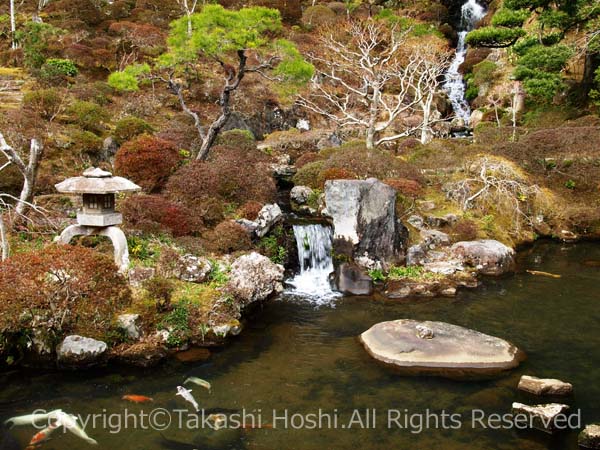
359, 319, 524, 379
174, 347, 211, 363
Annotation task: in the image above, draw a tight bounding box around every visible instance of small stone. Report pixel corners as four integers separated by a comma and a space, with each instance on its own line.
407, 215, 425, 229
517, 375, 573, 396
420, 229, 451, 247
406, 244, 427, 266
441, 287, 457, 296
290, 185, 314, 205
128, 267, 156, 288
117, 314, 141, 340
178, 255, 212, 283
334, 262, 373, 296
417, 200, 436, 211
416, 325, 434, 339
579, 424, 600, 449
255, 203, 283, 238
511, 402, 570, 434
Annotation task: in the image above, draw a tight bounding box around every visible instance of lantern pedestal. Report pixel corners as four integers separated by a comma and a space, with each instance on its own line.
57, 225, 130, 272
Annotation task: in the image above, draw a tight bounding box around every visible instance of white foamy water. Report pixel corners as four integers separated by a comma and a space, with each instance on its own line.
443, 0, 486, 125
286, 224, 340, 305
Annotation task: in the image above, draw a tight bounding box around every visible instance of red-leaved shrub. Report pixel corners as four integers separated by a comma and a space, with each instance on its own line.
114, 135, 181, 193
237, 201, 264, 221
166, 144, 276, 223
122, 194, 202, 236
383, 178, 424, 197
0, 245, 131, 338
203, 221, 253, 254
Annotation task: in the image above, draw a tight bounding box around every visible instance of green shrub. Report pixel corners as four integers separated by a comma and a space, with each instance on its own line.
17, 22, 62, 69
69, 130, 103, 156
114, 117, 154, 144
39, 58, 78, 82
518, 44, 573, 73
491, 9, 530, 28
67, 100, 110, 134
215, 129, 255, 148
466, 26, 525, 48
159, 301, 190, 347
472, 60, 499, 86
107, 63, 150, 92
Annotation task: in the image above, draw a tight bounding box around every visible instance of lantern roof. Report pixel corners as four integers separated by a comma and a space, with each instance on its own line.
55, 167, 141, 195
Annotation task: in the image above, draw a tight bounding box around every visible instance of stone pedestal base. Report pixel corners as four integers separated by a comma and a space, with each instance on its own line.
57, 225, 129, 272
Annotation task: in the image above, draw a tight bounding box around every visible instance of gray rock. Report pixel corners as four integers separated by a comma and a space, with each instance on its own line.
511, 402, 570, 434
416, 200, 436, 211
334, 262, 374, 296
579, 424, 600, 449
57, 335, 107, 368
324, 178, 408, 265
517, 375, 573, 396
423, 260, 464, 275
102, 136, 118, 159
359, 320, 523, 378
117, 314, 141, 340
128, 266, 156, 288
451, 240, 515, 275
235, 218, 258, 234
226, 252, 284, 305
178, 255, 212, 283
407, 215, 425, 229
290, 185, 314, 205
255, 204, 283, 238
316, 132, 342, 150
420, 229, 451, 247
416, 325, 434, 339
407, 244, 427, 266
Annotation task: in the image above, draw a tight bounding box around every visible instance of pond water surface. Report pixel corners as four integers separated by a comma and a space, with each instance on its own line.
1, 241, 599, 450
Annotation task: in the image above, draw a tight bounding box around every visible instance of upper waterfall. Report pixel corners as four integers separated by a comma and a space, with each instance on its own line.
443, 0, 486, 125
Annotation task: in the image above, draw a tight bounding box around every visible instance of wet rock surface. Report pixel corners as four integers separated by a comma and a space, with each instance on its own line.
580, 424, 600, 449
57, 335, 108, 368
518, 375, 573, 396
359, 320, 523, 378
511, 402, 571, 434
334, 262, 374, 296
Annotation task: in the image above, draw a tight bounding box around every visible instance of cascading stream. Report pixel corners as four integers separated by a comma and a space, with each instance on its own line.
287, 224, 340, 304
443, 0, 486, 125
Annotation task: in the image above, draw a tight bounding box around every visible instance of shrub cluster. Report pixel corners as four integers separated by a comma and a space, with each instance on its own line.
0, 245, 131, 338
203, 221, 253, 254
115, 135, 182, 193
166, 144, 276, 224
293, 142, 423, 189
114, 117, 154, 144
122, 194, 202, 237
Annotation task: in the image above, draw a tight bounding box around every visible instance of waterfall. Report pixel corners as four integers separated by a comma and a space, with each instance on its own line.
287, 224, 340, 304
443, 0, 486, 125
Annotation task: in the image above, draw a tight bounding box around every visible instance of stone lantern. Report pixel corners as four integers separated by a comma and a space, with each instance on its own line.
55, 167, 141, 272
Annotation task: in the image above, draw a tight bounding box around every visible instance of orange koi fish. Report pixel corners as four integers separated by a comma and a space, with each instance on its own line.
122, 394, 154, 403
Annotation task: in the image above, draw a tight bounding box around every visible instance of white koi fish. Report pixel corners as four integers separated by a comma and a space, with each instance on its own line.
4, 410, 63, 429
176, 386, 199, 412
53, 411, 98, 445
183, 377, 211, 393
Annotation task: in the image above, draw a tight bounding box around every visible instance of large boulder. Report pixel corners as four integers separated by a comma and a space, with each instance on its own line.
518, 375, 573, 396
324, 178, 408, 265
334, 262, 374, 296
226, 252, 284, 305
359, 319, 523, 378
580, 424, 600, 449
57, 335, 108, 368
451, 240, 515, 275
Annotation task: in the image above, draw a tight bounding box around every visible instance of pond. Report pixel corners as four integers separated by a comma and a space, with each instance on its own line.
1, 240, 599, 450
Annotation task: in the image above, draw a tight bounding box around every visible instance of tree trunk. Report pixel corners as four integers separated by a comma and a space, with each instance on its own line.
366, 85, 380, 151
10, 0, 17, 49
196, 50, 247, 160
420, 96, 433, 145
0, 214, 8, 261
582, 50, 600, 96
14, 139, 42, 216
